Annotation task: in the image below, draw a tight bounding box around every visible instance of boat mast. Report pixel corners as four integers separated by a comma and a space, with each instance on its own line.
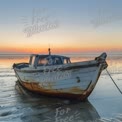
48, 48, 51, 55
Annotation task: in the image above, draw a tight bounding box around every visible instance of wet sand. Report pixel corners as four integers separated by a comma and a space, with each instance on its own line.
0, 54, 122, 122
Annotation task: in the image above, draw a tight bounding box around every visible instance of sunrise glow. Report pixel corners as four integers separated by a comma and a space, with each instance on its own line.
0, 0, 122, 54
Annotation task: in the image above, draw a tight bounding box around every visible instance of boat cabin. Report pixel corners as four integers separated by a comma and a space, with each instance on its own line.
29, 54, 71, 68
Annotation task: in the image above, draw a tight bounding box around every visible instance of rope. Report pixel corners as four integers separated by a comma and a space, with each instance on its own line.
106, 69, 122, 94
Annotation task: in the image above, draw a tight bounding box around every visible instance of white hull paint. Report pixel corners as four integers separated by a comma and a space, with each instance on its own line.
13, 53, 107, 100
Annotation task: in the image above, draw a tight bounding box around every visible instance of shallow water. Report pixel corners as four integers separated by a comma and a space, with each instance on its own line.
0, 53, 122, 122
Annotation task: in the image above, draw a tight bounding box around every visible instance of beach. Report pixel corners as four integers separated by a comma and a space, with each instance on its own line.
0, 53, 122, 122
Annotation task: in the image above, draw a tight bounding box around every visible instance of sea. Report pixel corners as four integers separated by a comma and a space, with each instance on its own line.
0, 53, 122, 122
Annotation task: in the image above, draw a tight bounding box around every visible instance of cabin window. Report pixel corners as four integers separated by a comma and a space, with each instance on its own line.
64, 59, 67, 64
63, 58, 71, 64
67, 59, 71, 63
30, 56, 35, 65
38, 58, 48, 66
54, 57, 62, 65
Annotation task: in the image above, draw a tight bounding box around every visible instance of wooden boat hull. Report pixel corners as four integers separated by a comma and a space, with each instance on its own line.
13, 53, 107, 100
17, 80, 94, 100
14, 60, 106, 100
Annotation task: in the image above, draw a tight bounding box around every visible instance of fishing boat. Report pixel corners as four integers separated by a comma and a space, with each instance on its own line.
13, 49, 108, 100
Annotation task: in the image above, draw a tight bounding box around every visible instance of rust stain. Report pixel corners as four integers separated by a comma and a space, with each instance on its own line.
69, 87, 84, 94
87, 83, 95, 92
47, 82, 53, 89
19, 81, 93, 101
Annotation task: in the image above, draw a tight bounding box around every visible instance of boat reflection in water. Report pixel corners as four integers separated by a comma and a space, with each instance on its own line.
15, 82, 100, 122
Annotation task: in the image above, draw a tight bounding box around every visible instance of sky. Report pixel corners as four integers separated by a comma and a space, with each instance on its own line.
0, 0, 122, 54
